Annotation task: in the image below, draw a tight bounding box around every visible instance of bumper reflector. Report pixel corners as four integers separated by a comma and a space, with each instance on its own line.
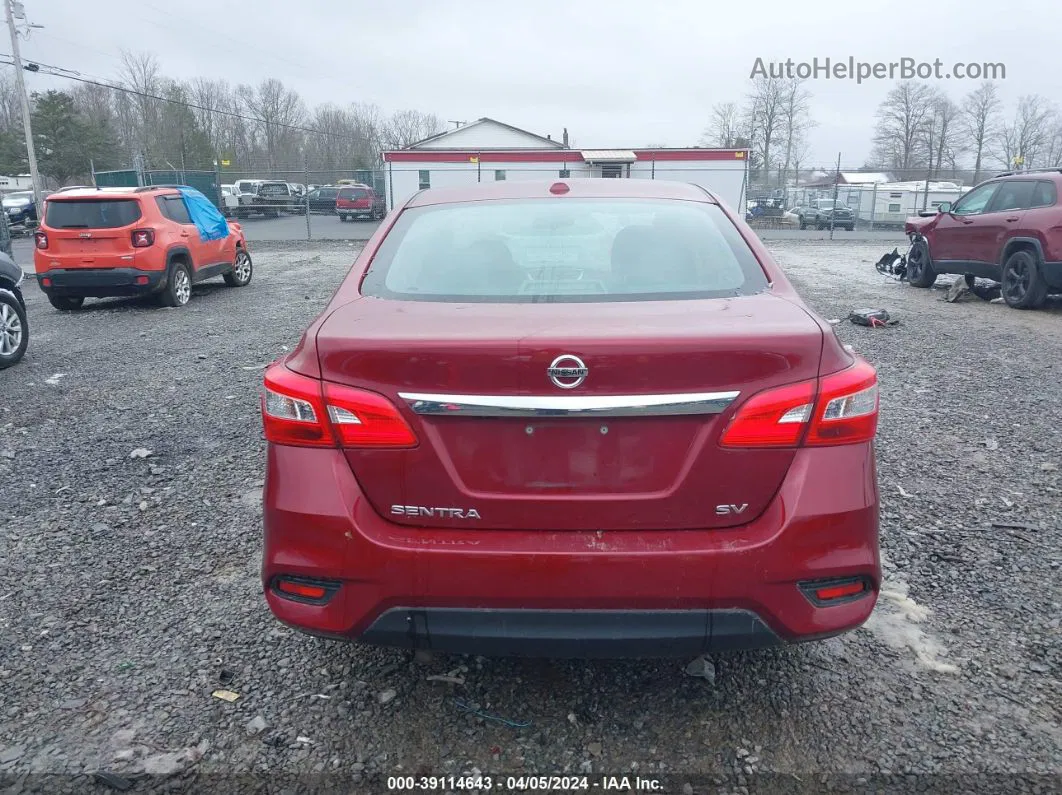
273, 576, 340, 605
799, 576, 870, 606
135, 276, 149, 285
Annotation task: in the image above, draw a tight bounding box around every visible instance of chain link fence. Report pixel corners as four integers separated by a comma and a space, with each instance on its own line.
76, 160, 1004, 241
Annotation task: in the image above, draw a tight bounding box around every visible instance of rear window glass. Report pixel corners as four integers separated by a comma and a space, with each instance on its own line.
361, 199, 767, 303
45, 199, 142, 229
259, 183, 288, 195
339, 188, 368, 199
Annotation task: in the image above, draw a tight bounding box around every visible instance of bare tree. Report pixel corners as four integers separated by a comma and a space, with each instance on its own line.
189, 78, 234, 157
743, 78, 787, 186
994, 95, 1056, 170
1043, 120, 1062, 168
701, 102, 741, 148
960, 81, 1001, 184
777, 78, 813, 190
383, 109, 444, 150
871, 81, 936, 177
241, 78, 305, 170
920, 90, 963, 180
117, 50, 163, 165
0, 71, 21, 130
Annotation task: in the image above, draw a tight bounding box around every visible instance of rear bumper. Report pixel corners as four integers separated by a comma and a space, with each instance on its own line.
262, 443, 881, 657
36, 267, 165, 298
358, 607, 782, 658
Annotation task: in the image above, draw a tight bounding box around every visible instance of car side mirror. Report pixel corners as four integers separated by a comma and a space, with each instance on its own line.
937, 202, 951, 214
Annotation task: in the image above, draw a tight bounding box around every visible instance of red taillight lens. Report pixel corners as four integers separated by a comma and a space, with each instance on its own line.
323, 382, 417, 448
720, 359, 878, 449
261, 363, 417, 449
719, 380, 815, 448
805, 359, 879, 446
34, 232, 48, 250
262, 364, 334, 447
131, 229, 155, 247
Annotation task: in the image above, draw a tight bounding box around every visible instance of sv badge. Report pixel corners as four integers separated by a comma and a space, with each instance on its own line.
715, 503, 749, 516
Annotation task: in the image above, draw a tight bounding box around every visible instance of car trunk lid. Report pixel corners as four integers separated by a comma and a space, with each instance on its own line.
315, 293, 824, 531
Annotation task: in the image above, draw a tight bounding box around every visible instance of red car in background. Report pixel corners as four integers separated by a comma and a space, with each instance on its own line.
904, 170, 1062, 309
261, 179, 881, 658
336, 184, 385, 222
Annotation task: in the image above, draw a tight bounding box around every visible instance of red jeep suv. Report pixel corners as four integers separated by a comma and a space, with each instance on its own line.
336, 184, 385, 222
905, 170, 1062, 309
261, 179, 881, 659
34, 186, 252, 310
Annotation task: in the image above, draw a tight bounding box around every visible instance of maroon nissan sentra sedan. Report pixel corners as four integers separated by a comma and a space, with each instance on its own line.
260, 179, 880, 658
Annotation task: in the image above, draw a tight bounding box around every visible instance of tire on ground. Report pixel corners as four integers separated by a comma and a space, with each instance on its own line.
224, 248, 253, 287
1001, 248, 1048, 310
0, 289, 28, 368
906, 238, 936, 288
160, 259, 192, 308
48, 295, 84, 311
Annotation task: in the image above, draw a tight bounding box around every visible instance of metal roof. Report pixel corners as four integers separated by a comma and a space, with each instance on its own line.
581, 150, 638, 163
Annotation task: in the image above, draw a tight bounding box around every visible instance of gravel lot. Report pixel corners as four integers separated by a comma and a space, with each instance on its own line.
1, 239, 1060, 794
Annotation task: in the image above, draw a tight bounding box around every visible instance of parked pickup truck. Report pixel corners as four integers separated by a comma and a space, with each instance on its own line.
237, 181, 304, 218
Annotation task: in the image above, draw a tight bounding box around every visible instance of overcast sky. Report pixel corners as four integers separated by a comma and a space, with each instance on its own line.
14, 0, 1062, 166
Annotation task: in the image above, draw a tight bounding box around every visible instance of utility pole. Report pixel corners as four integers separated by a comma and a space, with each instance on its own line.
5, 0, 43, 211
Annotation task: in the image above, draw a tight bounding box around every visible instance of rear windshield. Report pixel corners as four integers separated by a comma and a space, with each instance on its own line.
45, 199, 142, 229
259, 183, 288, 195
339, 188, 368, 199
361, 198, 767, 303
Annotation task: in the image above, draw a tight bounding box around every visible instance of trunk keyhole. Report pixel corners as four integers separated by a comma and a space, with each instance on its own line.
600, 426, 609, 435
525, 426, 534, 435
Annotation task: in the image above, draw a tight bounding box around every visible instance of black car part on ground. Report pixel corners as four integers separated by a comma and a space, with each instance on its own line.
875, 247, 908, 280
848, 308, 899, 328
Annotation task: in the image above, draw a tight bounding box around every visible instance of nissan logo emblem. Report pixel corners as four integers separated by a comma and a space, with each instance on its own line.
547, 354, 588, 389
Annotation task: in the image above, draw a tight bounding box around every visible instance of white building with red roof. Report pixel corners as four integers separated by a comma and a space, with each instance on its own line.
382, 118, 749, 212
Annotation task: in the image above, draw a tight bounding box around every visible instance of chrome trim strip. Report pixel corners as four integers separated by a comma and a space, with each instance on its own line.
399, 391, 740, 418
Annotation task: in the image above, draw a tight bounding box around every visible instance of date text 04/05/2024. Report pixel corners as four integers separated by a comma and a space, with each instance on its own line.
386, 775, 665, 791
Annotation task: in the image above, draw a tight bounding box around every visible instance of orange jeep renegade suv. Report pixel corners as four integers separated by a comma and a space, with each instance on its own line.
34, 186, 252, 310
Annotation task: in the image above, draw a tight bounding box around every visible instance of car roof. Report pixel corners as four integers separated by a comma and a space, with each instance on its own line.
405, 178, 717, 208
47, 186, 179, 200
989, 170, 1062, 181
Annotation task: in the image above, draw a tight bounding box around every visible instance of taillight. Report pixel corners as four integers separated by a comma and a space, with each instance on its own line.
131, 229, 155, 247
34, 231, 47, 250
718, 380, 815, 448
720, 359, 878, 448
323, 383, 418, 448
261, 363, 417, 449
805, 359, 879, 446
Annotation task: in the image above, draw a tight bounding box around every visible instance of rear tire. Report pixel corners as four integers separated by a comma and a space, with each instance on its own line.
160, 261, 192, 308
48, 295, 84, 311
0, 291, 27, 369
339, 214, 348, 222
1001, 249, 1048, 309
906, 239, 936, 287
223, 248, 253, 287
798, 217, 807, 230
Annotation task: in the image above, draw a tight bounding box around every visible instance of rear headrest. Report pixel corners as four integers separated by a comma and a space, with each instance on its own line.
611, 224, 697, 289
